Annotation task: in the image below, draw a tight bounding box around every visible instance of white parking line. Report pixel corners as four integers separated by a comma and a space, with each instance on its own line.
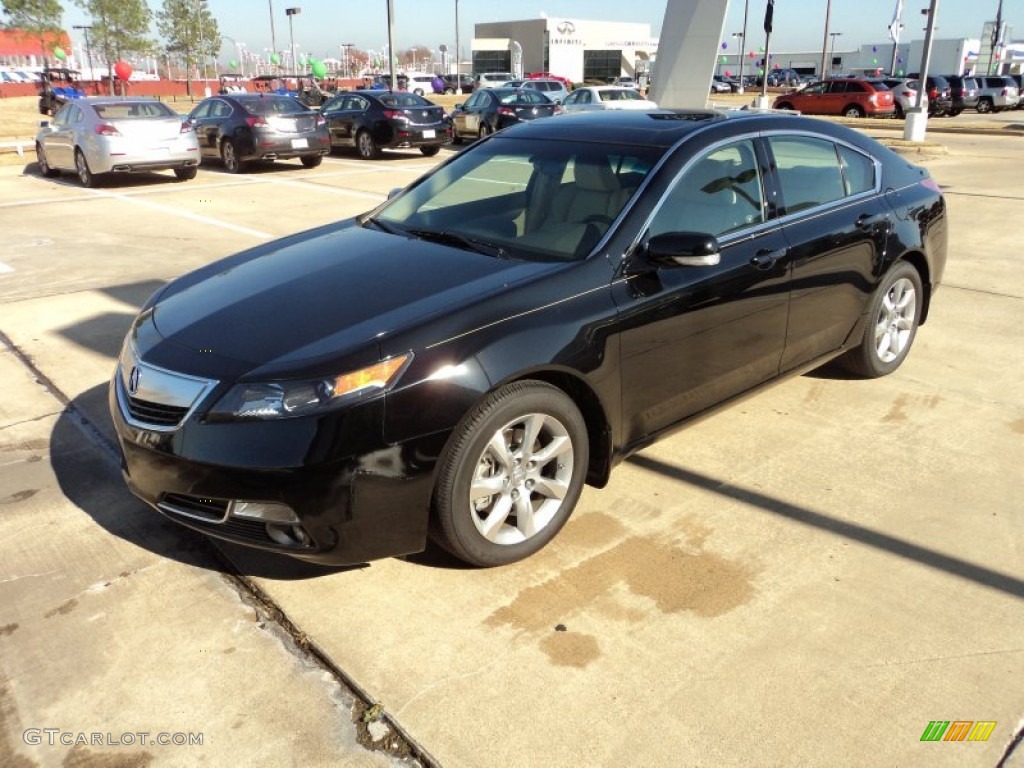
0, 262, 13, 274
83, 186, 273, 239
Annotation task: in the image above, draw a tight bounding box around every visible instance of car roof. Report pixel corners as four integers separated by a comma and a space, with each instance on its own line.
496, 109, 876, 150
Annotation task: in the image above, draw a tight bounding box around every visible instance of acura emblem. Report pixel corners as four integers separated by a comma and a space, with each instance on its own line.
128, 366, 141, 394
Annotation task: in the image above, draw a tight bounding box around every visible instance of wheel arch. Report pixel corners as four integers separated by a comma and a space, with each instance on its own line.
506, 369, 614, 489
897, 250, 933, 324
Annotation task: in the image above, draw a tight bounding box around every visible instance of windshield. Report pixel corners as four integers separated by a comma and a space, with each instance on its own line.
373, 136, 663, 262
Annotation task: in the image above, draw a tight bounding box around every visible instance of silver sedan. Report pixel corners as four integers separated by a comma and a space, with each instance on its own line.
559, 86, 658, 113
35, 97, 200, 187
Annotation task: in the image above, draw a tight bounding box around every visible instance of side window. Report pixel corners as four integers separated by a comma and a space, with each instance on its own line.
52, 103, 73, 126
464, 93, 480, 109
837, 145, 875, 195
191, 101, 211, 119
648, 140, 765, 239
769, 136, 846, 213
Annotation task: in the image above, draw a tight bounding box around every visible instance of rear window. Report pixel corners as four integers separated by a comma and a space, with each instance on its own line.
599, 89, 644, 102
241, 97, 309, 115
92, 101, 177, 119
378, 93, 432, 107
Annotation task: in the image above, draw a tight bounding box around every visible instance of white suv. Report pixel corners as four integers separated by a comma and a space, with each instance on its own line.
475, 72, 514, 87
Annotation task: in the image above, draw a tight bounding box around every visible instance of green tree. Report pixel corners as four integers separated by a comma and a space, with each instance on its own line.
156, 0, 220, 97
1, 0, 64, 65
74, 0, 153, 93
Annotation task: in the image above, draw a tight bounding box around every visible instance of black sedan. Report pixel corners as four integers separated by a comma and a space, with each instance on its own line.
319, 90, 451, 159
450, 87, 560, 143
188, 93, 330, 173
110, 110, 947, 568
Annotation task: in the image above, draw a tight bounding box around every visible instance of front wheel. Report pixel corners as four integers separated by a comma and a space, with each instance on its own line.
838, 261, 923, 378
977, 98, 993, 114
420, 145, 441, 157
843, 105, 865, 118
431, 381, 589, 567
478, 123, 491, 139
36, 143, 58, 177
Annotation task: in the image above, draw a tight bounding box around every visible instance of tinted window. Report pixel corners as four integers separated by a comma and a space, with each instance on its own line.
242, 97, 309, 115
769, 136, 845, 213
379, 93, 431, 107
649, 140, 765, 238
837, 145, 875, 195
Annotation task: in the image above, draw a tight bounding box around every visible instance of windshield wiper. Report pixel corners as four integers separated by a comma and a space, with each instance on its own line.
406, 228, 509, 258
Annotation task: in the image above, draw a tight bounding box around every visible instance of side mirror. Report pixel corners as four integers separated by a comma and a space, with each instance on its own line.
454, 103, 463, 110
387, 187, 403, 200
644, 232, 721, 267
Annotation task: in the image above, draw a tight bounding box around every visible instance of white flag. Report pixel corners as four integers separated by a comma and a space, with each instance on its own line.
889, 0, 904, 43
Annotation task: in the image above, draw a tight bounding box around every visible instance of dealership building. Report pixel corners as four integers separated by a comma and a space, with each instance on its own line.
471, 18, 657, 82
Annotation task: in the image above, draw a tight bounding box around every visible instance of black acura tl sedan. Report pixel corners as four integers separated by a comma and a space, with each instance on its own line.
110, 109, 947, 567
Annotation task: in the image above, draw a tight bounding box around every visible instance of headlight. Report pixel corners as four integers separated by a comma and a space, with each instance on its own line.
207, 354, 411, 421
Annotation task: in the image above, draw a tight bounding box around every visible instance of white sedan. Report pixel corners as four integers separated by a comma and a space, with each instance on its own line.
559, 86, 658, 113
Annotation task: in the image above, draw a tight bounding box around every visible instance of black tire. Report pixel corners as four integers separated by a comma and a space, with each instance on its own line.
775, 102, 794, 111
478, 123, 491, 139
431, 381, 589, 567
843, 104, 865, 118
174, 166, 197, 181
36, 143, 58, 178
443, 87, 455, 95
74, 148, 97, 187
221, 139, 244, 173
948, 109, 962, 117
300, 155, 322, 168
977, 98, 993, 114
894, 103, 905, 119
838, 261, 923, 378
356, 129, 381, 159
452, 133, 463, 146
420, 145, 441, 157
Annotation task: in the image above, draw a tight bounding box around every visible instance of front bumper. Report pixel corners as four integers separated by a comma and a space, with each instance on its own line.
109, 367, 434, 565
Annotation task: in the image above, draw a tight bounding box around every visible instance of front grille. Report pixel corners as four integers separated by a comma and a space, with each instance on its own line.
125, 396, 189, 428
158, 493, 229, 522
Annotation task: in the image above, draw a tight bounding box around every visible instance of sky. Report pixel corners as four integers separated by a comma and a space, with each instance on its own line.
57, 1, 1018, 64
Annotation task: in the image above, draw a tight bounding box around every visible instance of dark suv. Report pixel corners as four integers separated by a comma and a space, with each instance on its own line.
441, 74, 474, 94
944, 75, 979, 116
909, 75, 953, 116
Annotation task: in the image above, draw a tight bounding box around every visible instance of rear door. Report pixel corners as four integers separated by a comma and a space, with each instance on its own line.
765, 133, 891, 371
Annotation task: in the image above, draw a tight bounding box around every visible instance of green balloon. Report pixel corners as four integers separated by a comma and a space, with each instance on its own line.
311, 59, 327, 78
720, 56, 727, 64
229, 59, 238, 69
53, 46, 67, 61
270, 52, 281, 65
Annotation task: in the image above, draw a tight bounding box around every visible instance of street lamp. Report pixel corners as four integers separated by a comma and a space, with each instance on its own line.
342, 42, 354, 78
828, 32, 842, 77
286, 7, 301, 73
268, 1, 278, 64
73, 25, 93, 78
731, 32, 744, 91
454, 0, 461, 93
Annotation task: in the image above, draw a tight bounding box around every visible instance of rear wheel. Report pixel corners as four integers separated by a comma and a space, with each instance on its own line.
478, 123, 491, 139
838, 261, 923, 378
36, 143, 58, 177
894, 103, 905, 119
300, 155, 322, 168
431, 381, 589, 567
174, 166, 197, 181
220, 139, 243, 173
843, 104, 865, 118
420, 145, 441, 157
775, 101, 794, 111
977, 97, 993, 114
356, 130, 381, 159
74, 149, 97, 187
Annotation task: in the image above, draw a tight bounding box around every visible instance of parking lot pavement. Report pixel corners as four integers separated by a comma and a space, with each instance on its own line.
1, 137, 1022, 767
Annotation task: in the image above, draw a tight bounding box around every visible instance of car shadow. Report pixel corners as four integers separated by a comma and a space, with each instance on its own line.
50, 382, 363, 580
25, 161, 195, 188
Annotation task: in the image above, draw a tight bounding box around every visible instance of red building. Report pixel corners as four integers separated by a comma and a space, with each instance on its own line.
0, 28, 72, 69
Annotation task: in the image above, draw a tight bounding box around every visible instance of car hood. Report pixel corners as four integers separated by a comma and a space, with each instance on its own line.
148, 223, 560, 378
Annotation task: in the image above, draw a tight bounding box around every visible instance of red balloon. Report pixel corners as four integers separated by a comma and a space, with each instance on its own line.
748, 51, 755, 58
774, 62, 780, 69
114, 60, 132, 81
724, 70, 732, 77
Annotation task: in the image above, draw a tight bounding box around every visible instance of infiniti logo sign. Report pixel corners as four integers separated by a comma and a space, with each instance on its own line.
128, 366, 141, 395
557, 21, 575, 35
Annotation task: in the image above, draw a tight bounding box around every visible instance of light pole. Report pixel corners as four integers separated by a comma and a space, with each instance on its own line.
342, 42, 354, 78
195, 0, 211, 96
286, 7, 301, 73
736, 0, 749, 93
732, 32, 745, 92
819, 0, 832, 78
73, 25, 93, 78
454, 0, 461, 93
268, 1, 278, 64
828, 32, 842, 77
